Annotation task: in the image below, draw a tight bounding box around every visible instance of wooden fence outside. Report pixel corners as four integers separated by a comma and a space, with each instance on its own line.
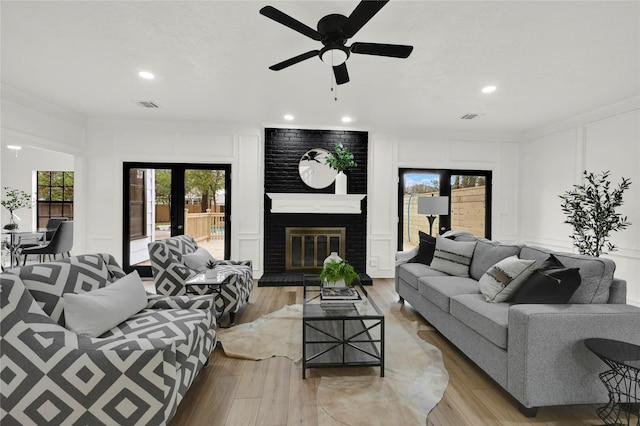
403, 186, 486, 248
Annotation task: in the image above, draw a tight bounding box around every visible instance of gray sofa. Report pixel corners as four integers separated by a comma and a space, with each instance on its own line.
0, 253, 217, 425
395, 233, 640, 416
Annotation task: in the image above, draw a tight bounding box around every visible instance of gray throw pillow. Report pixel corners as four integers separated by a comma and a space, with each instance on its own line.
430, 236, 477, 277
63, 271, 148, 337
182, 247, 216, 272
479, 256, 536, 303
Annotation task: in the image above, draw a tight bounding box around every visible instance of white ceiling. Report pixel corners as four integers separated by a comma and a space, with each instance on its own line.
2, 1, 639, 135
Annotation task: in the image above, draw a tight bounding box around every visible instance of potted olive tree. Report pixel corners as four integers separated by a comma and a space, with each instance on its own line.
325, 143, 357, 195
559, 170, 631, 257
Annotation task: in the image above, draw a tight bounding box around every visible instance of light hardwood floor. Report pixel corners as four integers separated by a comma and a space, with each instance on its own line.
169, 278, 603, 426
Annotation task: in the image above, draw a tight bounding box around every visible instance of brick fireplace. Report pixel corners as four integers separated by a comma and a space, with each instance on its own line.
262, 128, 369, 285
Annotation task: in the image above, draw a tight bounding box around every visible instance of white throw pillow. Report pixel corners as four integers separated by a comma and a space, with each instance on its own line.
63, 271, 148, 337
182, 247, 216, 272
479, 256, 536, 303
430, 236, 477, 277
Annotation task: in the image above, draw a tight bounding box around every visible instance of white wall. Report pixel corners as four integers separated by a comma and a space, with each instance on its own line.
83, 119, 263, 274
1, 87, 83, 242
366, 130, 520, 278
520, 97, 640, 305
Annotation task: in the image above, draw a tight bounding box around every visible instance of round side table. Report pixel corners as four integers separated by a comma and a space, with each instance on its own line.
584, 338, 640, 425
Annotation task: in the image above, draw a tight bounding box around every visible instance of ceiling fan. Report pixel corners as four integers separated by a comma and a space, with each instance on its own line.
259, 0, 413, 85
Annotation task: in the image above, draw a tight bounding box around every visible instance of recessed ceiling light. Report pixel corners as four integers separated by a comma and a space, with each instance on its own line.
7, 145, 22, 150
138, 71, 155, 80
482, 85, 497, 94
341, 116, 352, 123
284, 114, 294, 121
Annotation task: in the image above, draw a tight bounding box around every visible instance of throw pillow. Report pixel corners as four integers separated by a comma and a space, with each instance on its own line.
479, 256, 536, 303
409, 231, 437, 265
513, 254, 582, 304
430, 236, 477, 277
182, 247, 216, 272
64, 270, 148, 337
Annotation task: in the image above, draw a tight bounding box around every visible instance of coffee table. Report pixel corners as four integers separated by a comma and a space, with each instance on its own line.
302, 274, 384, 379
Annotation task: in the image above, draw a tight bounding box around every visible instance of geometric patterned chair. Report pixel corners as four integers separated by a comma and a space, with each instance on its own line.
0, 253, 216, 425
148, 235, 253, 325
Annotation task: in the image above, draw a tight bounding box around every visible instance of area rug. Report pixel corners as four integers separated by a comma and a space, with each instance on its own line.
218, 303, 449, 425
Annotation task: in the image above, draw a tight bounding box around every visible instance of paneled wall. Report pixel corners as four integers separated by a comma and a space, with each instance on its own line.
520, 99, 640, 305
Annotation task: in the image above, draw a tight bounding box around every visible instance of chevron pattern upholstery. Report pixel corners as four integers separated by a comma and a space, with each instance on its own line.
0, 253, 216, 425
148, 236, 253, 320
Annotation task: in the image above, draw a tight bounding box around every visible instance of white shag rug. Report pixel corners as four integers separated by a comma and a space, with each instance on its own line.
217, 303, 449, 425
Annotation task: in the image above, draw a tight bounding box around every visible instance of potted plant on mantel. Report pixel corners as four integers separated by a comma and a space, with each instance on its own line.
325, 142, 357, 195
320, 259, 358, 288
559, 170, 632, 257
1, 187, 33, 230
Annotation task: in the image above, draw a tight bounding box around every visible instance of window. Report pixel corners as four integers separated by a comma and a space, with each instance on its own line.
36, 171, 74, 228
129, 169, 146, 239
399, 169, 492, 250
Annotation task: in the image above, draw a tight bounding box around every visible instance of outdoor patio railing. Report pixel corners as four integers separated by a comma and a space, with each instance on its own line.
184, 209, 225, 242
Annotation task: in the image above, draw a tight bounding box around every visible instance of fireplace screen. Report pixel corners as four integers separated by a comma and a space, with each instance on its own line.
286, 227, 346, 271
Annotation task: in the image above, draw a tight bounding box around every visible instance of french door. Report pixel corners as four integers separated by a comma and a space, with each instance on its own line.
123, 162, 231, 276
398, 168, 492, 251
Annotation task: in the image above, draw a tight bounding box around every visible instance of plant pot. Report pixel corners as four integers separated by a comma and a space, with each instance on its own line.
335, 171, 347, 195
324, 278, 346, 288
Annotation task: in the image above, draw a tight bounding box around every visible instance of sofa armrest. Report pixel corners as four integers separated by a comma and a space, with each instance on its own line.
507, 303, 640, 408
212, 259, 252, 269
146, 293, 215, 311
395, 246, 418, 266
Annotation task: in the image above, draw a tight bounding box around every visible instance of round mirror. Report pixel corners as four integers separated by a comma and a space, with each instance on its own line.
298, 148, 337, 189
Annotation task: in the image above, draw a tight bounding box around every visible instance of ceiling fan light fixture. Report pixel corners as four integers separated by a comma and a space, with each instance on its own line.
320, 47, 349, 66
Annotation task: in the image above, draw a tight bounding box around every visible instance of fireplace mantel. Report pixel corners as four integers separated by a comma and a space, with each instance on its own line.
267, 193, 366, 214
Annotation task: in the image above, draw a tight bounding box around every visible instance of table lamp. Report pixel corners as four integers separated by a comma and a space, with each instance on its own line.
418, 195, 450, 236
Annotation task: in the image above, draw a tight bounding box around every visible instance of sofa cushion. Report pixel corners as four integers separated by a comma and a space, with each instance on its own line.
417, 276, 480, 312
520, 246, 616, 303
450, 294, 510, 349
513, 267, 582, 304
430, 236, 477, 277
469, 240, 522, 281
397, 263, 449, 290
479, 256, 536, 303
183, 247, 216, 272
64, 271, 148, 337
408, 231, 437, 265
101, 307, 212, 368
15, 254, 112, 325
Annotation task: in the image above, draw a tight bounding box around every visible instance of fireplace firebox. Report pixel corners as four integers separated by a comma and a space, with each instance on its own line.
285, 227, 345, 272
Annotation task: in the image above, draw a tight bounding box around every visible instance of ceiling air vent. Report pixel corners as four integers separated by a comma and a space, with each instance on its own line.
459, 113, 482, 120
135, 100, 160, 108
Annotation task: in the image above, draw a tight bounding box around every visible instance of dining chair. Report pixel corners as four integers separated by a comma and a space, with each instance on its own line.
21, 221, 74, 265
44, 217, 68, 241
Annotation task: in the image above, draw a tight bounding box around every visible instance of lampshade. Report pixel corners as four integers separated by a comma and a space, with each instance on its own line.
418, 196, 450, 215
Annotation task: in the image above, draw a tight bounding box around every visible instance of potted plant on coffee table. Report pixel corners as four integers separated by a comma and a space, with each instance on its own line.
325, 142, 357, 195
320, 259, 358, 288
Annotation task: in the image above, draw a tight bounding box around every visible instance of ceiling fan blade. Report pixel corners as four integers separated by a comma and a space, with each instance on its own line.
269, 50, 320, 71
333, 63, 350, 85
341, 0, 389, 38
351, 42, 413, 58
260, 6, 321, 41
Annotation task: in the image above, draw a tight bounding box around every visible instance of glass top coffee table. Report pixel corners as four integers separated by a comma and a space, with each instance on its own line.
302, 274, 384, 379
